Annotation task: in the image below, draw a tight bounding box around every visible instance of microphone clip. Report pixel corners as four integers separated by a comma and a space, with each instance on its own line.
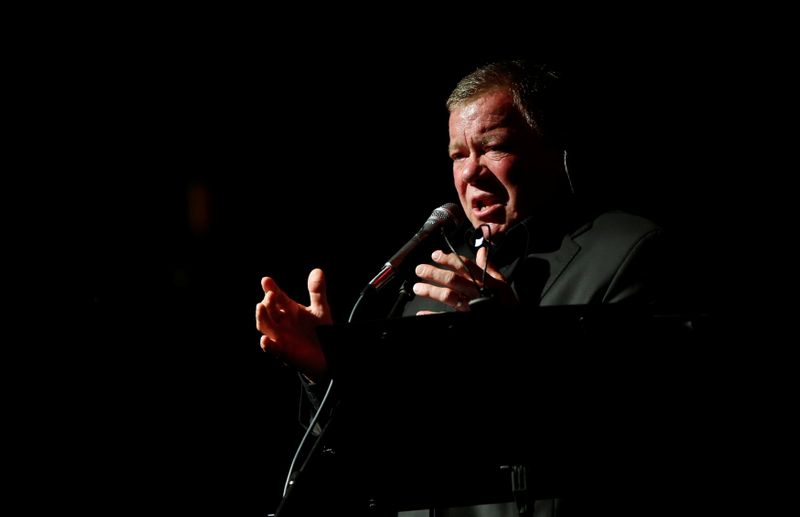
468, 290, 497, 311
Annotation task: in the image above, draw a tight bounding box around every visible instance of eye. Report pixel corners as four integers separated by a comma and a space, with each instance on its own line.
449, 151, 466, 161
485, 144, 509, 157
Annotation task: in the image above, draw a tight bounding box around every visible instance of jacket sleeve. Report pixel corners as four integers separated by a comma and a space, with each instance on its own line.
298, 374, 336, 436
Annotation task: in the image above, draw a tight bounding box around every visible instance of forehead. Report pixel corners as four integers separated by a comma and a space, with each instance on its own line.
448, 90, 521, 139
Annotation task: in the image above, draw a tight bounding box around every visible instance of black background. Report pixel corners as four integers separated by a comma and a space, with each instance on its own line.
38, 22, 757, 515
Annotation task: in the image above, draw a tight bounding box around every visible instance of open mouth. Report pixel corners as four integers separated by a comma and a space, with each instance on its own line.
472, 197, 503, 218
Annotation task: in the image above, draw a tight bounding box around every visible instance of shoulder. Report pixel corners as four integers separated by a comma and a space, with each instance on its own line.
572, 210, 663, 252
579, 210, 662, 237
572, 211, 673, 304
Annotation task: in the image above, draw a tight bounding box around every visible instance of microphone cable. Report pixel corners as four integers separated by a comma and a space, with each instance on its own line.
441, 223, 494, 299
280, 288, 370, 499
475, 224, 494, 298
281, 377, 334, 498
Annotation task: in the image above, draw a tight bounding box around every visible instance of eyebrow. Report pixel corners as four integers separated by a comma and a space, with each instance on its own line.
480, 129, 508, 145
448, 127, 509, 153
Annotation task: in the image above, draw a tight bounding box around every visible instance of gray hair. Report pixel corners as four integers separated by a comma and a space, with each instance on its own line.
446, 61, 566, 146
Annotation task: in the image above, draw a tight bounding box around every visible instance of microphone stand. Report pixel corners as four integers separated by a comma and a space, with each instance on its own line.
387, 279, 414, 319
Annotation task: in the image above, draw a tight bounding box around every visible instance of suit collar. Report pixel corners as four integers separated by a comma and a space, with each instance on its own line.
494, 200, 596, 300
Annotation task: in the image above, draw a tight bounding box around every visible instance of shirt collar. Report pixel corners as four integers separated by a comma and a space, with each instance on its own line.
462, 197, 588, 267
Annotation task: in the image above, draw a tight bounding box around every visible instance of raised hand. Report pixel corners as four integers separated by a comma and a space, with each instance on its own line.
255, 268, 332, 380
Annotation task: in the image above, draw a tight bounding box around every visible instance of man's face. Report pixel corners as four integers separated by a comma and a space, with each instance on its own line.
448, 89, 564, 238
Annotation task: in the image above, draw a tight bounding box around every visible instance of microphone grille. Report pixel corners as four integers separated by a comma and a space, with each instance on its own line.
426, 202, 465, 229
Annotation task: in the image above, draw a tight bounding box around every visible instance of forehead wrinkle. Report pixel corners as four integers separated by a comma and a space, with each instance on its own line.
448, 93, 518, 151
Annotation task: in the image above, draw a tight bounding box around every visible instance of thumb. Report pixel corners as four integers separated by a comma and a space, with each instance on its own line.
476, 246, 488, 270
307, 268, 332, 320
476, 246, 504, 281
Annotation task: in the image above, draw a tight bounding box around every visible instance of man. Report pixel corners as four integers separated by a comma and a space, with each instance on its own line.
256, 61, 669, 516
256, 61, 665, 379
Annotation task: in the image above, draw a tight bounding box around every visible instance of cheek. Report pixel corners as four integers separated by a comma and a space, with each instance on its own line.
452, 167, 466, 191
494, 161, 519, 190
452, 172, 469, 207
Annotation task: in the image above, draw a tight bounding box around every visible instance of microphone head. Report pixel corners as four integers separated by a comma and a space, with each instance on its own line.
425, 202, 465, 231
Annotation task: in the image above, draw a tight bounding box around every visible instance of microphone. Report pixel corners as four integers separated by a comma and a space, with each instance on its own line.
365, 203, 465, 292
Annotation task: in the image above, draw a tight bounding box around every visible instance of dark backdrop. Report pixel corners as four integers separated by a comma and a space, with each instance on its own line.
59, 36, 740, 515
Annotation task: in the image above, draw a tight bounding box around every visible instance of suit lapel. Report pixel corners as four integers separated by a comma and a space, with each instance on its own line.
535, 234, 581, 299
497, 204, 596, 302
529, 216, 594, 300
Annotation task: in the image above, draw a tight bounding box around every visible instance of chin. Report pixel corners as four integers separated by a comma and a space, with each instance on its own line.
489, 222, 509, 238
474, 221, 507, 239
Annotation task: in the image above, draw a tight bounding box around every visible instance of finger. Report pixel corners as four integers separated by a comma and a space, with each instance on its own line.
256, 301, 273, 336
415, 263, 455, 287
415, 263, 478, 295
266, 290, 289, 324
412, 282, 470, 312
262, 276, 292, 308
259, 311, 289, 355
431, 250, 485, 282
415, 262, 482, 300
261, 334, 283, 356
256, 301, 281, 334
416, 310, 442, 316
257, 292, 285, 341
255, 302, 268, 333
261, 276, 276, 293
307, 268, 331, 320
475, 246, 505, 280
475, 246, 488, 270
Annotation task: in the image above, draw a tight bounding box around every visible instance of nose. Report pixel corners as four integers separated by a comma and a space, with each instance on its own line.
461, 154, 481, 184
